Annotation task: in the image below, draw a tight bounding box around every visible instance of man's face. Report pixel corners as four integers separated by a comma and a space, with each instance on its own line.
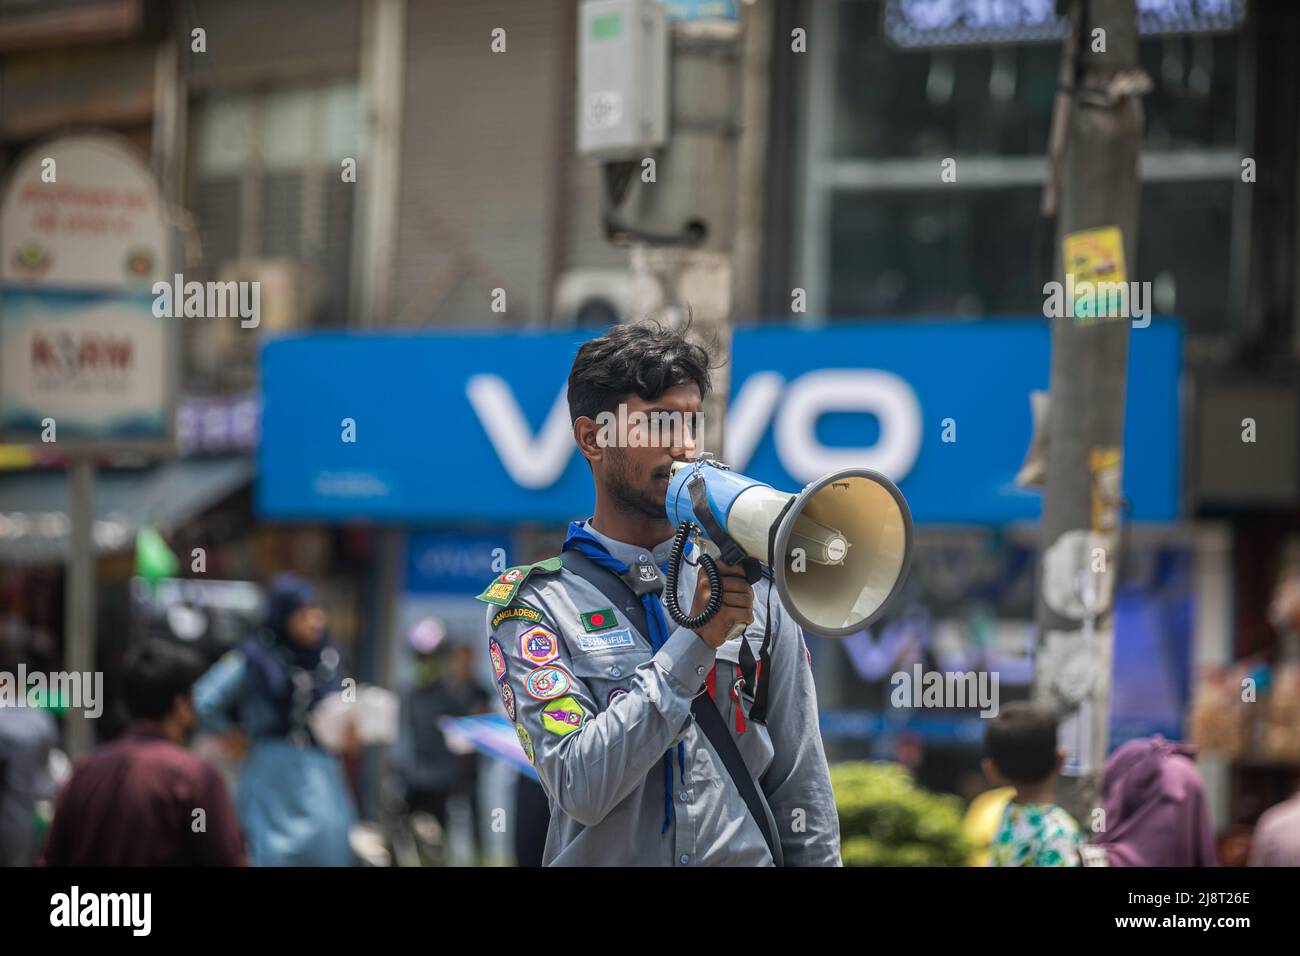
578, 383, 703, 524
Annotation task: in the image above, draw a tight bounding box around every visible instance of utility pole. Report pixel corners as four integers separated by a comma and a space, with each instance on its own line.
1034, 0, 1148, 826
579, 0, 761, 457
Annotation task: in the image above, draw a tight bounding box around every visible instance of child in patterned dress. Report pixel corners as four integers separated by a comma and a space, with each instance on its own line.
983, 702, 1084, 867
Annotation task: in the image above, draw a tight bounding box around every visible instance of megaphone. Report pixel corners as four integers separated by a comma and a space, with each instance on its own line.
664, 458, 913, 638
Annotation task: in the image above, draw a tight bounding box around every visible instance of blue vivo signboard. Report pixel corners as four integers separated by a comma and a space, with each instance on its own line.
404, 531, 513, 595
258, 321, 1181, 525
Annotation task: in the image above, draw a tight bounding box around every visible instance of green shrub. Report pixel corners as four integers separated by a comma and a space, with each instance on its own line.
830, 761, 970, 867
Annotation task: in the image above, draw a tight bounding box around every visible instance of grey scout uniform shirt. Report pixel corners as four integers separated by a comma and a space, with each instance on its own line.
483, 522, 842, 866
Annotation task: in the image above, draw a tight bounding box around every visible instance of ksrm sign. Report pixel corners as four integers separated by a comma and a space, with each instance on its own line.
257, 321, 1181, 525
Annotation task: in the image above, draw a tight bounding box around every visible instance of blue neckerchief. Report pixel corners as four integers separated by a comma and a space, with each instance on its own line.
562, 521, 689, 835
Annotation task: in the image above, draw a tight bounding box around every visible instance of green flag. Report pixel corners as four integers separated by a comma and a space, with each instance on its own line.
136, 526, 178, 586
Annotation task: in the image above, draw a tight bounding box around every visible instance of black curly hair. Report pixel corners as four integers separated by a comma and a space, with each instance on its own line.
566, 318, 716, 424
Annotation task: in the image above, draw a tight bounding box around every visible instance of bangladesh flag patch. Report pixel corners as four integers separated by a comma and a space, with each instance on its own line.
581, 608, 618, 632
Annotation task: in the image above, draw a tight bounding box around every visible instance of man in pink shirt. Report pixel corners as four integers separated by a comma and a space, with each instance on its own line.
41, 639, 246, 867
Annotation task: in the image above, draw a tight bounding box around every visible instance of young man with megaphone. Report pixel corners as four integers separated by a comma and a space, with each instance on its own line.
477, 320, 849, 867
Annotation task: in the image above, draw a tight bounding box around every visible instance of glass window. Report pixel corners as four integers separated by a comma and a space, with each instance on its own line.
823, 179, 1233, 331
189, 81, 359, 328
805, 0, 1244, 336
827, 186, 1052, 316
832, 0, 1239, 159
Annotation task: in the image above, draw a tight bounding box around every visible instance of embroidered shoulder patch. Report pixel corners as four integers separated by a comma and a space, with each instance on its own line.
475, 557, 563, 607
515, 723, 535, 763
499, 681, 517, 722
541, 695, 588, 736
488, 639, 507, 681
525, 664, 573, 701
491, 602, 544, 630
519, 625, 560, 666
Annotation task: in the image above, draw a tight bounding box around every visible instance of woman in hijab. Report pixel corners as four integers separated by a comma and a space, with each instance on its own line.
1095, 736, 1217, 867
193, 574, 357, 866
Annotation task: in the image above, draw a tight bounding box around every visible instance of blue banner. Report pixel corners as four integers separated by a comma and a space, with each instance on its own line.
257, 321, 1181, 525
404, 531, 514, 595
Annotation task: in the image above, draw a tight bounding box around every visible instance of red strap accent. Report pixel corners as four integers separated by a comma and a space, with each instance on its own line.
706, 664, 717, 701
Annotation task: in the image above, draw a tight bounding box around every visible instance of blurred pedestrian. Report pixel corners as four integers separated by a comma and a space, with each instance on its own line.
1248, 787, 1300, 866
193, 573, 356, 866
1267, 550, 1300, 663
401, 622, 490, 860
40, 638, 245, 866
961, 785, 1015, 867
0, 617, 59, 866
1095, 736, 1217, 867
983, 702, 1084, 867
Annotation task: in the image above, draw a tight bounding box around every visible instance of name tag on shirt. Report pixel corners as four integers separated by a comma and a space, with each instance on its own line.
575, 627, 635, 652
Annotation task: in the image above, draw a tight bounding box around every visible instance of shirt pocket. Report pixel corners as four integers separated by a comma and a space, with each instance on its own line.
566, 646, 650, 711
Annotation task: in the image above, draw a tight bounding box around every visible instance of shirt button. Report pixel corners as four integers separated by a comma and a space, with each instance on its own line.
696, 665, 705, 676
609, 665, 622, 678
679, 791, 689, 803
679, 854, 690, 865
638, 553, 650, 563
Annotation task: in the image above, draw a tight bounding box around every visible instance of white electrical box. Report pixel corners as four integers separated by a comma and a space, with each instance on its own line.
576, 0, 669, 159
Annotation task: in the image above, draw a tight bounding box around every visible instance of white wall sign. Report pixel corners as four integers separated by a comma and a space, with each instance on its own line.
0, 134, 174, 448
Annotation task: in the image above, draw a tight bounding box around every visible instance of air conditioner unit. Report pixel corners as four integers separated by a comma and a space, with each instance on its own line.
553, 268, 635, 326
217, 257, 322, 334
188, 259, 322, 387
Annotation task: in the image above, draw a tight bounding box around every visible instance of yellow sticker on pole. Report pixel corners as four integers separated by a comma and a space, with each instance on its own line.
1089, 446, 1122, 534
1062, 226, 1128, 323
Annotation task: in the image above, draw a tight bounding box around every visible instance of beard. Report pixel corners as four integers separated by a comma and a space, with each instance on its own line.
606, 448, 669, 522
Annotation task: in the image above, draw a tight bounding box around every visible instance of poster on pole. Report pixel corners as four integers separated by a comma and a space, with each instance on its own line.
0, 133, 176, 452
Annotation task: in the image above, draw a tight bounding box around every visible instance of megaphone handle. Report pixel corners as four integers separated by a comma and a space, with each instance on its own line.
739, 557, 764, 585
725, 621, 748, 642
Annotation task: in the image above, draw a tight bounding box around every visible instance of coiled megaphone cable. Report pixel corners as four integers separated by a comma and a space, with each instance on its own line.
664, 521, 722, 629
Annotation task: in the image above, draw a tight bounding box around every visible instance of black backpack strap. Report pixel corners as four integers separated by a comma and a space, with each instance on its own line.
747, 497, 794, 723
560, 550, 650, 641
690, 689, 780, 863
559, 547, 781, 864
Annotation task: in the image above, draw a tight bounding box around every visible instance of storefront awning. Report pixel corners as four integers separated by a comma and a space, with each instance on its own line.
0, 456, 252, 565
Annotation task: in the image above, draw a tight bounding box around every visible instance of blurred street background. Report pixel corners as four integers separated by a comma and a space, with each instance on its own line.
1, 0, 1298, 867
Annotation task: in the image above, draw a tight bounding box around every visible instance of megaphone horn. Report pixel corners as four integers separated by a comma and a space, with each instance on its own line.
664, 459, 913, 638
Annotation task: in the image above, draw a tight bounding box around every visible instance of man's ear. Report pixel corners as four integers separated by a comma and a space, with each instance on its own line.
1055, 747, 1067, 773
574, 416, 604, 465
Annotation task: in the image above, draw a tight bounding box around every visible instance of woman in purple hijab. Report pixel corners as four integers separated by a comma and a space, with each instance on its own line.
1096, 736, 1218, 866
